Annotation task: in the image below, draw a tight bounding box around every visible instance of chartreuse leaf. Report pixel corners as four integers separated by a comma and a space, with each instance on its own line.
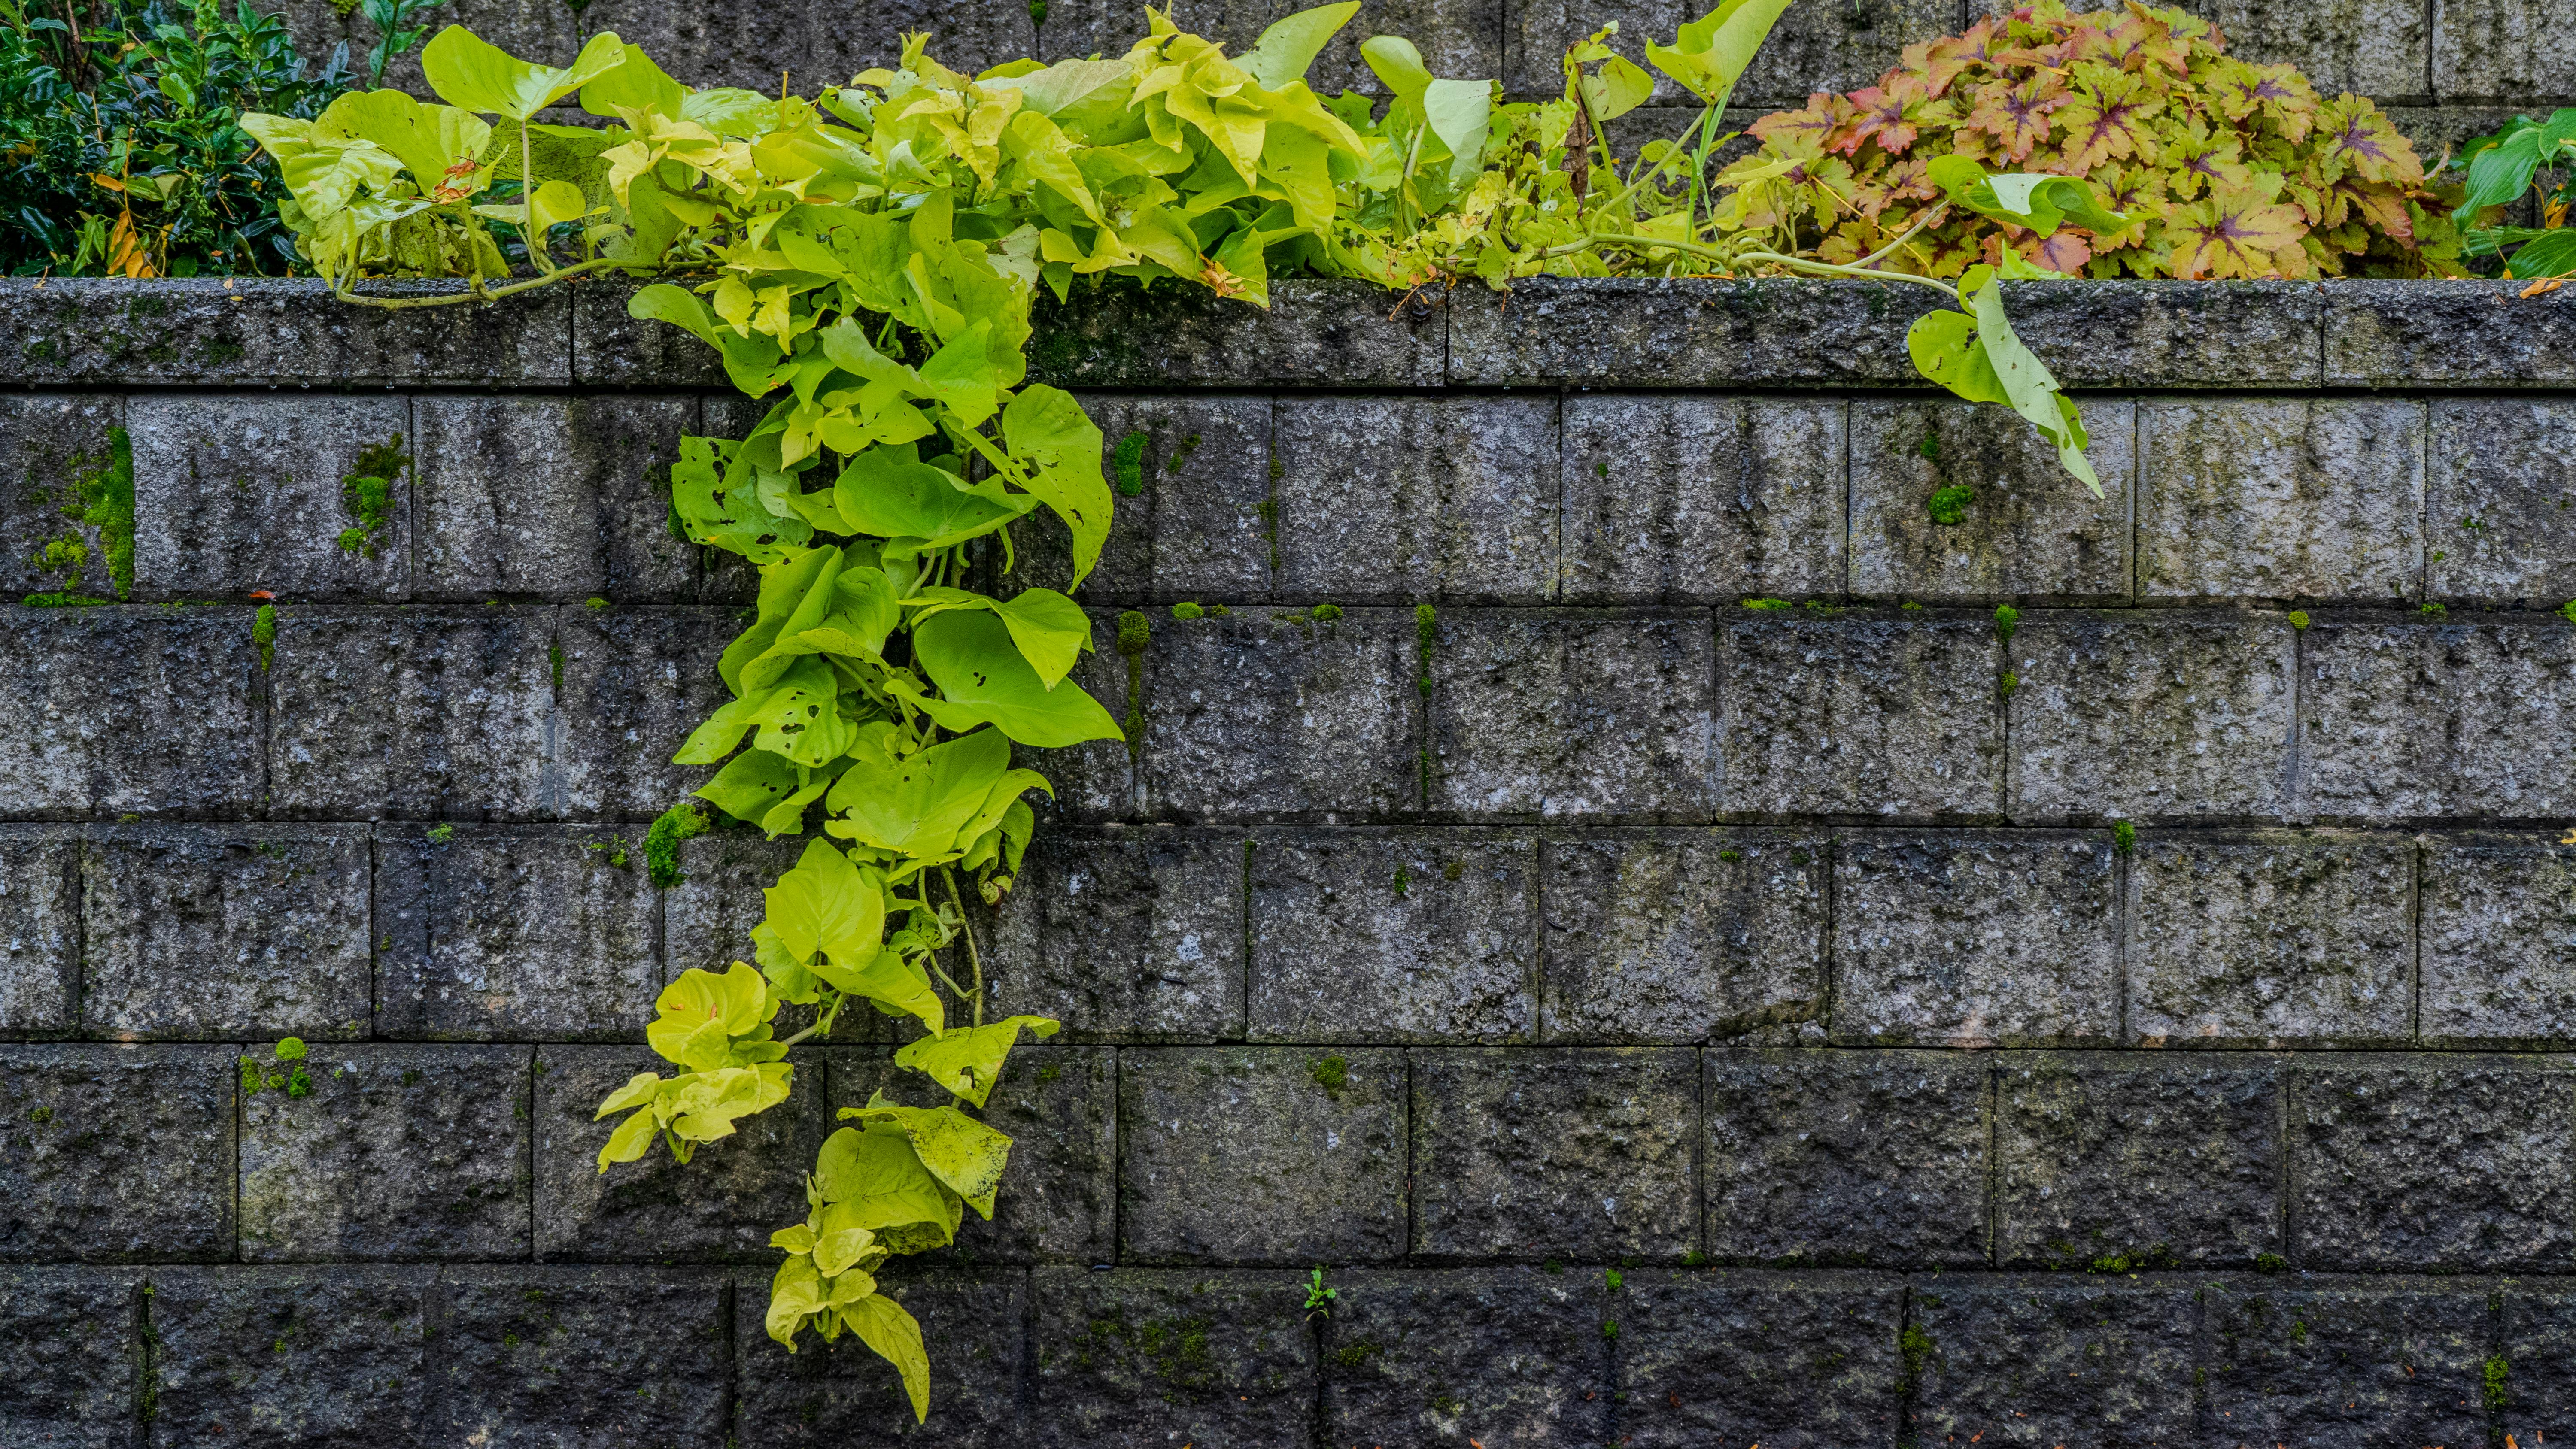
1906, 267, 2100, 496
1359, 35, 1434, 98
893, 1015, 1060, 1108
1000, 385, 1112, 588
1578, 55, 1655, 122
1422, 78, 1492, 184
314, 89, 492, 197
823, 724, 1012, 857
842, 1091, 1017, 1218
763, 839, 888, 978
421, 26, 629, 120
238, 112, 404, 218
841, 1293, 932, 1422
906, 586, 1092, 687
1647, 0, 1797, 106
815, 1124, 964, 1254
1237, 2, 1360, 89
909, 610, 1123, 747
1928, 155, 2129, 239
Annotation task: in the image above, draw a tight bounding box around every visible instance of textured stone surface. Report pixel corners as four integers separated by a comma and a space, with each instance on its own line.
1616, 1269, 1906, 1449
147, 1265, 436, 1447
736, 1268, 1027, 1446
128, 393, 412, 601
2201, 1277, 2494, 1445
0, 1266, 137, 1448
1832, 831, 2119, 1047
1030, 1268, 1317, 1449
1704, 1049, 1990, 1267
1031, 277, 1444, 388
1719, 610, 2003, 820
1024, 393, 1273, 603
662, 832, 810, 976
1431, 609, 1715, 821
1559, 395, 1844, 605
2300, 612, 2576, 822
1906, 1277, 2201, 1446
2438, 0, 2576, 102
1274, 396, 1558, 603
0, 1046, 234, 1262
1849, 398, 2136, 605
2127, 831, 2416, 1047
2428, 399, 2576, 604
1248, 828, 1536, 1042
1449, 277, 1935, 388
2008, 609, 2297, 822
0, 606, 264, 819
2139, 399, 2425, 603
571, 282, 726, 388
2294, 1056, 2576, 1270
2328, 279, 2576, 385
80, 823, 372, 1040
1120, 1047, 1405, 1264
376, 825, 661, 1040
413, 395, 706, 603
2086, 0, 2430, 100
0, 826, 79, 1034
985, 829, 1245, 1039
1411, 1048, 1698, 1258
1537, 828, 1828, 1044
2421, 833, 2576, 1047
2499, 1282, 2576, 1443
240, 1044, 531, 1262
1320, 1267, 1609, 1448
1996, 1054, 2283, 1269
1142, 606, 1419, 821
435, 1266, 729, 1447
550, 606, 732, 818
0, 394, 121, 601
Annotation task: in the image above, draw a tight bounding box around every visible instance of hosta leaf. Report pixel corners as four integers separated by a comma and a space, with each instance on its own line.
892, 1014, 1060, 1107
1422, 78, 1493, 184
2507, 229, 2576, 278
910, 610, 1124, 747
1358, 35, 1433, 99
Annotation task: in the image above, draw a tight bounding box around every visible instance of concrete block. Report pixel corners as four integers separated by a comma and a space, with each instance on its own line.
1248, 828, 1536, 1043
2299, 612, 2576, 821
0, 605, 263, 819
2192, 0, 2430, 99
1273, 396, 1558, 603
2202, 1277, 2494, 1446
662, 832, 808, 978
0, 394, 121, 601
0, 1046, 234, 1262
1013, 393, 1272, 604
1832, 831, 2120, 1048
2438, 0, 2576, 102
1411, 1048, 1698, 1259
1030, 277, 1444, 389
2427, 399, 2576, 604
1537, 828, 1828, 1044
1906, 1276, 2201, 1446
571, 283, 725, 388
80, 823, 372, 1040
1030, 1267, 1317, 1449
736, 1268, 1027, 1446
2327, 279, 2576, 386
1433, 609, 1715, 821
1319, 1267, 1610, 1447
147, 1266, 435, 1447
128, 393, 411, 601
0, 1267, 138, 1449
1558, 395, 1844, 605
1616, 1269, 1906, 1449
985, 828, 1245, 1040
2421, 832, 2576, 1047
2293, 1055, 2576, 1270
1848, 398, 2136, 605
550, 606, 734, 818
270, 0, 573, 94
1732, 0, 1967, 105
1719, 610, 2003, 820
2138, 399, 2425, 603
2499, 1281, 2576, 1445
1704, 1049, 1990, 1267
435, 1266, 730, 1448
0, 826, 79, 1034
1449, 277, 1929, 388
1120, 1047, 1406, 1265
1142, 606, 1419, 822
1044, 0, 1502, 97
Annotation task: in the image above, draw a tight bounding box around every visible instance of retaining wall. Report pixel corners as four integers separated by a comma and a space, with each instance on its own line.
3, 275, 2576, 1445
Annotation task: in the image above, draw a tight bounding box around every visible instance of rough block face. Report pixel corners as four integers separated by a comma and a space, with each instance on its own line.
2300, 613, 2576, 821
2008, 609, 2297, 822
549, 606, 732, 818
1119, 1047, 1405, 1265
2126, 831, 2416, 1047
1732, 0, 1961, 104
662, 832, 805, 979
436, 1267, 729, 1447
1616, 1269, 1906, 1448
1411, 1048, 1698, 1259
2138, 399, 2425, 603
2293, 1057, 2576, 1270
1026, 393, 1273, 603
412, 394, 704, 602
376, 826, 661, 1041
128, 392, 412, 602
1719, 611, 2003, 820
0, 1267, 137, 1449
735, 1268, 1027, 1446
1273, 396, 1558, 603
2500, 1283, 2576, 1443
1029, 613, 1137, 821
2420, 833, 2576, 1047
1537, 828, 1828, 1044
80, 823, 372, 1040
267, 606, 553, 821
1031, 1268, 1317, 1449
2201, 1278, 2494, 1445
1141, 606, 1418, 822
2436, 0, 2576, 102
2173, 0, 2431, 101
0, 826, 79, 1034
1558, 395, 1844, 604
1320, 1267, 1610, 1447
0, 605, 264, 819
1905, 1277, 2201, 1447
1248, 828, 1536, 1043
1848, 398, 2136, 605
1704, 1049, 1990, 1267
1995, 1054, 2283, 1269
985, 829, 1245, 1040
239, 1044, 532, 1262
147, 1266, 435, 1447
2427, 399, 2576, 604
1433, 609, 1715, 821
0, 393, 120, 601
0, 1046, 234, 1262
1832, 831, 2119, 1047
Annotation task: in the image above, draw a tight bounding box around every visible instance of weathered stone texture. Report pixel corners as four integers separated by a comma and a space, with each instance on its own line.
0, 1267, 138, 1448
1433, 609, 1715, 821
2299, 613, 2576, 822
986, 829, 1245, 1040
1616, 1270, 1906, 1448
2202, 1278, 2495, 1445
2427, 399, 2576, 604
1142, 606, 1418, 821
1412, 1048, 1698, 1259
2327, 279, 2576, 386
1249, 829, 1535, 1042
1559, 395, 1845, 604
549, 606, 732, 818
1320, 1267, 1610, 1447
2096, 0, 2430, 100
0, 827, 80, 1034
1274, 396, 1558, 603
2293, 1057, 2576, 1270
2139, 399, 2426, 603
1719, 610, 2003, 820
128, 393, 412, 601
736, 1268, 1027, 1446
2436, 0, 2576, 102
0, 1046, 235, 1262
1849, 398, 2136, 604
435, 1267, 730, 1447
146, 1266, 436, 1447
1030, 393, 1274, 603
1030, 277, 1444, 388
0, 394, 121, 601
1906, 1277, 2201, 1446
1031, 1268, 1317, 1449
2420, 833, 2576, 1047
0, 606, 264, 819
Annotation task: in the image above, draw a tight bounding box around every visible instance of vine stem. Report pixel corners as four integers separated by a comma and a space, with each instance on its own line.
941, 867, 984, 1028
331, 255, 626, 309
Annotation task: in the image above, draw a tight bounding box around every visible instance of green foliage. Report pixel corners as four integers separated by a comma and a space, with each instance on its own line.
335, 432, 405, 557
1993, 603, 2019, 646
1110, 429, 1147, 497
1312, 602, 1342, 620
355, 0, 433, 88
239, 1037, 311, 1096
252, 602, 276, 669
2288, 609, 2311, 630
1926, 483, 1973, 525
643, 801, 709, 888
1172, 602, 1205, 620
2254, 1251, 2287, 1273
1303, 1265, 1336, 1318
426, 821, 454, 843
2112, 819, 2134, 854
2448, 110, 2576, 277
2486, 1353, 2509, 1411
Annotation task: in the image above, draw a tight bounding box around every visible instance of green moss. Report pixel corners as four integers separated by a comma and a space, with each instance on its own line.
585, 835, 632, 869
584, 597, 609, 611
1926, 483, 1974, 526
1681, 1250, 1708, 1267
1717, 848, 1744, 863
336, 434, 409, 561
2254, 1251, 2287, 1273
2087, 1243, 2178, 1273
1600, 1319, 1619, 1340
1311, 603, 1342, 621
1993, 603, 2019, 647
1331, 1339, 1383, 1370
1918, 431, 1941, 461
1428, 1392, 1464, 1416
2487, 1353, 2509, 1411
1117, 609, 1151, 757
1027, 0, 1047, 23
1542, 1259, 1563, 1275
1111, 430, 1148, 498
2287, 609, 2310, 631
1900, 600, 1923, 611
1171, 601, 1205, 620
1391, 861, 1410, 897
1166, 432, 1201, 473
1999, 670, 2018, 697
28, 1105, 54, 1124
2561, 598, 2576, 624
56, 426, 138, 600
1740, 597, 1792, 610
1310, 1054, 1348, 1099
1441, 860, 1461, 882
2420, 601, 2448, 619
252, 604, 276, 671
21, 591, 113, 606
1899, 1322, 1935, 1389
549, 643, 565, 692
2113, 819, 2135, 855
1036, 1063, 1062, 1083
1605, 1267, 1622, 1289
644, 803, 710, 890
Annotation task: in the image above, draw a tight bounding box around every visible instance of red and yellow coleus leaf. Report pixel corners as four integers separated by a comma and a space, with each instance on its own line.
2166, 181, 2309, 278
1963, 72, 2070, 161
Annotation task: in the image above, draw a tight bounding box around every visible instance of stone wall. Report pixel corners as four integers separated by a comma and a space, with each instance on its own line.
4, 274, 2576, 1444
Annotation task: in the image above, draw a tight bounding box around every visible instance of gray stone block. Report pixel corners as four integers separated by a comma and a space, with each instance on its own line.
1996, 1053, 2283, 1270
0, 394, 121, 601
267, 606, 555, 821
1024, 610, 1136, 822
413, 394, 707, 603
1319, 1267, 1610, 1447
1030, 277, 1443, 389
2138, 399, 2425, 603
2430, 399, 2576, 605
1537, 828, 1828, 1044
533, 1044, 826, 1262
128, 393, 411, 602
985, 828, 1245, 1040
377, 825, 661, 1041
1849, 398, 2137, 606
2293, 1055, 2576, 1270
2008, 609, 2297, 823
1433, 609, 1715, 821
2421, 832, 2576, 1048
2300, 612, 2576, 821
662, 832, 808, 978
80, 823, 372, 1040
1014, 393, 1272, 604
1142, 606, 1419, 822
1993, 279, 2329, 389
550, 606, 733, 819
0, 1045, 234, 1262
2500, 1282, 2576, 1443
1719, 610, 2004, 821
1704, 1049, 1990, 1267
0, 1267, 138, 1449
736, 1267, 1028, 1446
1030, 1267, 1317, 1449
571, 283, 726, 388
2056, 0, 2430, 100
239, 1044, 532, 1262
1832, 831, 2119, 1048
2202, 1277, 2494, 1446
0, 825, 79, 1034
0, 605, 263, 819
1905, 1276, 2200, 1447
146, 1266, 436, 1448
1120, 1047, 1406, 1265
1273, 396, 1558, 603
2327, 278, 2576, 386
436, 1266, 730, 1448
1558, 395, 1845, 605
1248, 828, 1536, 1043
2438, 0, 2576, 102
1412, 1048, 1698, 1259
270, 0, 574, 95
2127, 831, 2415, 1048
1732, 0, 1968, 106
1616, 1268, 1906, 1449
